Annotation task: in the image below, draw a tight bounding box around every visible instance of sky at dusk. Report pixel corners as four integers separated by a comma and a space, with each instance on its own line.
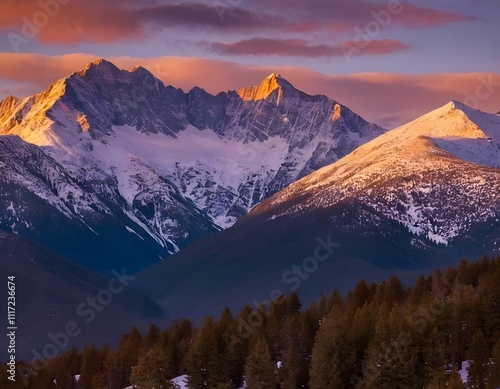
0, 0, 499, 128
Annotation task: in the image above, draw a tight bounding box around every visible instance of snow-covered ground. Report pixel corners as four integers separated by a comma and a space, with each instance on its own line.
122, 374, 247, 389
170, 374, 188, 388
459, 360, 470, 384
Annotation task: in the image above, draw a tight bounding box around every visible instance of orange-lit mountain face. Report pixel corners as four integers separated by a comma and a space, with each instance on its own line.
238, 73, 284, 102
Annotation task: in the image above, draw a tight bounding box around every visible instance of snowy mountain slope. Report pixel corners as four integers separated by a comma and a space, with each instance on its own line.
262, 101, 500, 247
0, 59, 383, 271
134, 102, 500, 320
0, 134, 218, 272
0, 60, 384, 226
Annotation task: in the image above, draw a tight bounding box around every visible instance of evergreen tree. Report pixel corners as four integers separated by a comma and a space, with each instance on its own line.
53, 348, 81, 389
24, 255, 500, 389
90, 372, 107, 389
80, 343, 105, 389
420, 326, 447, 386
468, 329, 489, 389
130, 347, 175, 389
347, 302, 376, 384
121, 326, 143, 369
302, 301, 320, 354
384, 275, 404, 308
327, 289, 343, 315
245, 335, 277, 389
103, 349, 129, 389
487, 337, 500, 389
142, 323, 161, 355
264, 310, 281, 359
281, 335, 303, 389
310, 307, 356, 388
481, 264, 500, 340
318, 293, 328, 318
346, 279, 369, 314
166, 318, 193, 375
433, 268, 445, 300
287, 292, 302, 316
360, 306, 422, 388
411, 275, 426, 306
216, 307, 245, 388
445, 265, 458, 289
186, 317, 222, 388
273, 294, 288, 323
479, 256, 491, 276
279, 314, 309, 388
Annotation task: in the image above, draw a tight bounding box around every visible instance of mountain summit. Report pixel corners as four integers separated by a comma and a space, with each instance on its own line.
238, 73, 296, 104
0, 59, 383, 271
258, 100, 500, 247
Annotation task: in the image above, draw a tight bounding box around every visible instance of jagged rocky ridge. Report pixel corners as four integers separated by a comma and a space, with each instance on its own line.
0, 59, 383, 271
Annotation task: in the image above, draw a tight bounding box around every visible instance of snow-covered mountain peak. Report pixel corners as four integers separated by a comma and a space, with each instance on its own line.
0, 76, 72, 145
338, 100, 500, 167
445, 101, 500, 138
237, 73, 299, 104
265, 72, 281, 79
0, 95, 21, 106
424, 101, 500, 168
77, 58, 120, 76
130, 64, 147, 72
259, 101, 500, 247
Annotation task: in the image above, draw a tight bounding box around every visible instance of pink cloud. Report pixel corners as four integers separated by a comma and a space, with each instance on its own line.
253, 0, 476, 28
0, 54, 498, 130
394, 4, 476, 28
0, 0, 145, 44
208, 37, 410, 57
0, 0, 304, 44
0, 0, 475, 45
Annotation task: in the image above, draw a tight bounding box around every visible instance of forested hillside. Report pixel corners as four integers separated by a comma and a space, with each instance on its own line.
4, 257, 500, 389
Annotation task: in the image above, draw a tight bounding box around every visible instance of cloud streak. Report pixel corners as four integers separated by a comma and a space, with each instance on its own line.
251, 0, 476, 27
207, 37, 410, 57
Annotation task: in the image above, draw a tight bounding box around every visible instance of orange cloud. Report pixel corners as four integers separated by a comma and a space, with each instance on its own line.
0, 53, 498, 129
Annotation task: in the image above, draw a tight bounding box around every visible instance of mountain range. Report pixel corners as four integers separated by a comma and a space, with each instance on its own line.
0, 59, 499, 357
0, 59, 383, 272
134, 101, 500, 319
